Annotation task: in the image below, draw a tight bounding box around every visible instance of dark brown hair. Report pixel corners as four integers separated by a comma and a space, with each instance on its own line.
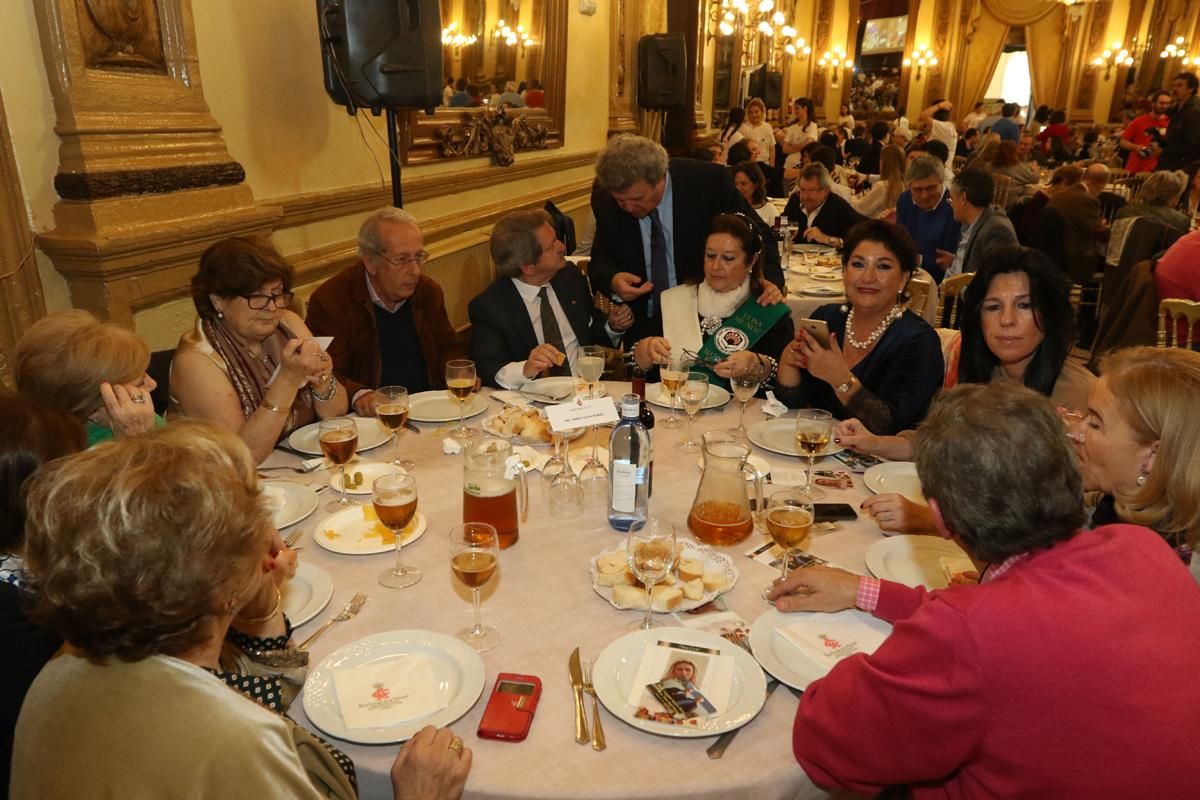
191, 236, 294, 319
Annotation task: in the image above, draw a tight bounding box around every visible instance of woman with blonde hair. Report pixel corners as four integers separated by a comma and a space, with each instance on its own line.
14, 310, 158, 446
738, 97, 775, 169
852, 145, 906, 218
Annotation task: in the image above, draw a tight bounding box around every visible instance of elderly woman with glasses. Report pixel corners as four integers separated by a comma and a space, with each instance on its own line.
170, 236, 348, 463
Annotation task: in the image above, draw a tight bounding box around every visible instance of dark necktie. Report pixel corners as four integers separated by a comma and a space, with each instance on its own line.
538, 287, 571, 376
648, 208, 670, 318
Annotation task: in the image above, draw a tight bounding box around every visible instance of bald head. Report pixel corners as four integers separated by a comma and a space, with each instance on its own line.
1083, 163, 1109, 195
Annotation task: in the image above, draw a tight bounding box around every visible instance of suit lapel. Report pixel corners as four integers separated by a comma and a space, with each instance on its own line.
499, 280, 541, 353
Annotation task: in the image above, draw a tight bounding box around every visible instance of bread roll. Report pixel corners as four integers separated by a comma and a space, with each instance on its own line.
597, 569, 636, 588
522, 415, 551, 443
613, 584, 649, 609
676, 557, 705, 583
702, 562, 729, 594
651, 585, 683, 611
681, 578, 704, 601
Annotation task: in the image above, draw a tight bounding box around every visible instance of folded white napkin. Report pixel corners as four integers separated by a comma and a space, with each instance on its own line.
762, 392, 788, 418
511, 445, 549, 472
332, 654, 448, 730
442, 437, 463, 455
491, 390, 531, 408
776, 610, 889, 670
302, 453, 360, 472
259, 484, 287, 513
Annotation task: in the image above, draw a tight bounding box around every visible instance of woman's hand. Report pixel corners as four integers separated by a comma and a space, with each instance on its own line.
391, 726, 472, 800
861, 493, 937, 534
798, 329, 853, 389
775, 329, 810, 387
766, 565, 861, 613
835, 418, 881, 455
264, 528, 299, 587
99, 381, 157, 438
712, 351, 762, 379
278, 338, 324, 388
755, 279, 784, 306
634, 337, 672, 371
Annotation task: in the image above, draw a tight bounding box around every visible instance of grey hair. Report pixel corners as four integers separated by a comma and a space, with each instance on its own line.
797, 163, 832, 190
357, 206, 421, 257
595, 135, 670, 192
1138, 170, 1188, 206
906, 155, 944, 184
490, 209, 552, 279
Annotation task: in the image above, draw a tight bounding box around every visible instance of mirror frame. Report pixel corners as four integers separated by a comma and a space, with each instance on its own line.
397, 1, 567, 164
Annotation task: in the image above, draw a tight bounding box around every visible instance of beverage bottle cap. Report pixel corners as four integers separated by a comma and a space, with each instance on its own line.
620, 393, 641, 418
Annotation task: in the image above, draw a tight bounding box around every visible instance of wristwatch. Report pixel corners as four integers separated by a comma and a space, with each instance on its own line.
835, 375, 858, 394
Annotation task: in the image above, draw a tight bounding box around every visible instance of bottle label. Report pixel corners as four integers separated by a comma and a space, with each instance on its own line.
611, 461, 638, 513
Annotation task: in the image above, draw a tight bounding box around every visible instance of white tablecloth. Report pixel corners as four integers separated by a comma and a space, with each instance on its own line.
272, 387, 891, 800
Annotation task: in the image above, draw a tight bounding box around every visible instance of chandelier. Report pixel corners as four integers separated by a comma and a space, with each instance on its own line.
709, 0, 808, 66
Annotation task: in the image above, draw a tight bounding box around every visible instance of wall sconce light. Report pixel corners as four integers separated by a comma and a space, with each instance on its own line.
817, 47, 853, 89
1092, 41, 1133, 80
441, 21, 478, 52
903, 45, 938, 81
1161, 36, 1199, 66
491, 19, 536, 51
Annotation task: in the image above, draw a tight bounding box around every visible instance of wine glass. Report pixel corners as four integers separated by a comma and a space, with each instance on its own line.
657, 353, 691, 428
728, 362, 763, 439
374, 385, 414, 471
449, 522, 501, 651
319, 417, 358, 511
445, 359, 478, 441
541, 430, 567, 499
375, 472, 421, 588
764, 489, 814, 582
548, 436, 584, 519
676, 371, 709, 452
794, 408, 834, 500
577, 346, 609, 496
626, 518, 677, 631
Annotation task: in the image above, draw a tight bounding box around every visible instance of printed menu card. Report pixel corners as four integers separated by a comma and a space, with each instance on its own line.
625, 639, 734, 727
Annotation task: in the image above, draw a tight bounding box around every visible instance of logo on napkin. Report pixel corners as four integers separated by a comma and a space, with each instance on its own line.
776, 610, 889, 669
332, 655, 449, 730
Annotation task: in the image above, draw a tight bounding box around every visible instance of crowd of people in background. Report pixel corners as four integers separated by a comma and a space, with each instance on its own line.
441, 75, 546, 109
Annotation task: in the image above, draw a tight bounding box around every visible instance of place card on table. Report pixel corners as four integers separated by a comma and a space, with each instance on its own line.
332, 654, 448, 730
544, 396, 618, 432
776, 609, 888, 668
625, 639, 734, 728
744, 540, 829, 572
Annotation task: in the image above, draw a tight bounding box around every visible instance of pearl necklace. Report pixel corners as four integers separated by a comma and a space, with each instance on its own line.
845, 304, 903, 350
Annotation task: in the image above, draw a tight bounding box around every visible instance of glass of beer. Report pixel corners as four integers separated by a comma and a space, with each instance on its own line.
676, 371, 709, 452
445, 359, 478, 442
374, 385, 414, 471
375, 472, 421, 589
657, 354, 691, 428
626, 518, 676, 631
794, 408, 833, 500
764, 489, 814, 581
319, 417, 358, 511
449, 522, 500, 651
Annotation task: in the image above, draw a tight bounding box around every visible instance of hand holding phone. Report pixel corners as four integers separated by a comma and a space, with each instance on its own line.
798, 318, 832, 349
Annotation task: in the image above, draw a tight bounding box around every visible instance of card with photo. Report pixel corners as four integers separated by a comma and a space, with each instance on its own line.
744, 539, 829, 572
626, 639, 734, 728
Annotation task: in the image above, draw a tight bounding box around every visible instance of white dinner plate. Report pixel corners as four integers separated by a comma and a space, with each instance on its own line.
749, 608, 892, 691
287, 417, 391, 456
260, 480, 320, 529
865, 535, 972, 590
408, 391, 489, 423
281, 562, 334, 627
792, 243, 836, 254
798, 285, 844, 297
592, 626, 766, 738
303, 630, 486, 745
645, 383, 731, 411
696, 453, 771, 481
518, 376, 581, 403
807, 271, 843, 282
862, 462, 927, 505
746, 418, 844, 459
330, 462, 407, 494
313, 506, 428, 555
588, 539, 739, 614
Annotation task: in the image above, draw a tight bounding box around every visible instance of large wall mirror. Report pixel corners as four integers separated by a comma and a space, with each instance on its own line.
398, 0, 566, 164
847, 0, 916, 122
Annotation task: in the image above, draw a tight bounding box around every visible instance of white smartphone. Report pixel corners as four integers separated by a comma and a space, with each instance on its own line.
798, 318, 832, 349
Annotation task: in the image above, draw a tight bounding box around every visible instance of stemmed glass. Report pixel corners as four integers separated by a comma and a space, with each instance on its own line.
794, 408, 834, 500
626, 518, 677, 631
445, 359, 478, 441
729, 362, 763, 440
449, 522, 501, 651
764, 489, 814, 582
374, 385, 414, 471
319, 417, 358, 511
658, 354, 690, 428
548, 433, 584, 519
541, 430, 567, 498
577, 346, 609, 501
676, 371, 709, 452
374, 472, 421, 588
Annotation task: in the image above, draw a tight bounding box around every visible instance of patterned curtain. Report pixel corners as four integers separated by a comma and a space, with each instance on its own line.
949, 1, 1009, 114
979, 0, 1059, 26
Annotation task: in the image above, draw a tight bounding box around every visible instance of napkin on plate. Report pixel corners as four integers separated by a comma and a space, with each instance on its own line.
511, 445, 549, 472
301, 453, 359, 472
442, 437, 463, 455
491, 390, 532, 408
762, 391, 788, 418
776, 610, 889, 669
332, 654, 448, 730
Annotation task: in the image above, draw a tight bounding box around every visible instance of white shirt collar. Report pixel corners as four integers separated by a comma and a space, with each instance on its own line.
365, 268, 406, 313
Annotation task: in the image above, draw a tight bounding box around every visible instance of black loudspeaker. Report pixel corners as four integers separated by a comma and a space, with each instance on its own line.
638, 34, 687, 110
748, 66, 783, 109
317, 0, 443, 114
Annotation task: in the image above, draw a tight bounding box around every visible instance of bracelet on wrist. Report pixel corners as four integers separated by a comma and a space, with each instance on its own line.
234, 587, 282, 627
310, 376, 338, 403
260, 400, 286, 415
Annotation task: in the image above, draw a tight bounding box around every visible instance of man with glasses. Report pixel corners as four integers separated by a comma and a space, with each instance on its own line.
307, 207, 466, 415
781, 164, 866, 249
893, 156, 961, 283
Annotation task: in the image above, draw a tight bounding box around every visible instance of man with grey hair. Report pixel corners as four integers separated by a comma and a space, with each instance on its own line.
307, 206, 466, 414
469, 210, 633, 388
781, 164, 866, 248
589, 134, 784, 341
894, 155, 960, 282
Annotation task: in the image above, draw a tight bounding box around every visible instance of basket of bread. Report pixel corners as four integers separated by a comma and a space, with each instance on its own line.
589, 540, 739, 613
483, 405, 563, 446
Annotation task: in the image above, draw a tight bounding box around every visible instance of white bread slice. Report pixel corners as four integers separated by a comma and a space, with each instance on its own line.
702, 561, 729, 593
597, 569, 637, 588
680, 578, 704, 601
651, 585, 683, 611
676, 557, 705, 582
613, 584, 649, 609
596, 551, 629, 574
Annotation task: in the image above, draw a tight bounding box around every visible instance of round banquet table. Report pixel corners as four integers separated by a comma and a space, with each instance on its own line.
269, 385, 896, 800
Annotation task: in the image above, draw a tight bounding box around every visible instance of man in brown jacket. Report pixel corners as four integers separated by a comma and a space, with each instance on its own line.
307, 207, 466, 415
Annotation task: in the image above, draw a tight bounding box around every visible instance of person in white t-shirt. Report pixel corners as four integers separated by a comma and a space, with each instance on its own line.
962, 102, 986, 132
778, 97, 820, 171
921, 99, 959, 164
739, 98, 775, 168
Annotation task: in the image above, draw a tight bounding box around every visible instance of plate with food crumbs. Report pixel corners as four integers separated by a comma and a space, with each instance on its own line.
314, 504, 428, 555
330, 462, 407, 494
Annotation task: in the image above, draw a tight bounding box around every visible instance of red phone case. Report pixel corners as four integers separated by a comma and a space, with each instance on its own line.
477, 673, 541, 741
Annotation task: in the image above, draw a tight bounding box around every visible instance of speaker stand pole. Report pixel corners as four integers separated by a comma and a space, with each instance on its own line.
386, 108, 404, 208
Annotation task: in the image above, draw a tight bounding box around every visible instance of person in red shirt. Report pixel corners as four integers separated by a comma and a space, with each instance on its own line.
1034, 109, 1071, 158
1121, 90, 1171, 172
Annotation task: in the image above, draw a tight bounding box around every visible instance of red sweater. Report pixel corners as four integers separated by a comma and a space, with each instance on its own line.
793, 524, 1200, 798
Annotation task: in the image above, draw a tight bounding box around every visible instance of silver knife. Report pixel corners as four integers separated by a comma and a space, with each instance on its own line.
706, 679, 780, 759
568, 647, 590, 745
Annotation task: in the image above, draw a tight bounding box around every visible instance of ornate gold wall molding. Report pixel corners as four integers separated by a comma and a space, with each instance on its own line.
1071, 3, 1111, 119
609, 0, 638, 135
810, 0, 834, 113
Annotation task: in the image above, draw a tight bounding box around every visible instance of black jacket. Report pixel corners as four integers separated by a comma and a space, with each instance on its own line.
1159, 94, 1200, 172
782, 192, 868, 240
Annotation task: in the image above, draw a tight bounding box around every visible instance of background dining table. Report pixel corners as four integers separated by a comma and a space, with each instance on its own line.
267, 385, 900, 800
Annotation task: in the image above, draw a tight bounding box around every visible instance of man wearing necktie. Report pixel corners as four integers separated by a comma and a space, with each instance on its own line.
469, 210, 634, 388
588, 135, 787, 344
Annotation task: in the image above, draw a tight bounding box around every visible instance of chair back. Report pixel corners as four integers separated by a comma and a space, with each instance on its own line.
952, 155, 967, 173
936, 273, 974, 329
1157, 299, 1200, 348
990, 173, 1013, 209
905, 278, 932, 319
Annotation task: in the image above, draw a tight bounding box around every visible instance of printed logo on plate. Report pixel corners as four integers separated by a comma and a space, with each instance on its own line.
713, 327, 749, 355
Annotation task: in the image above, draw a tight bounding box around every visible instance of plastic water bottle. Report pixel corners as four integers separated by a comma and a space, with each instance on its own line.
608, 393, 650, 531
630, 363, 655, 497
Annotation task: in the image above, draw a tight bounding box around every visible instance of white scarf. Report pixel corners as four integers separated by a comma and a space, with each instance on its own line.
662, 277, 752, 355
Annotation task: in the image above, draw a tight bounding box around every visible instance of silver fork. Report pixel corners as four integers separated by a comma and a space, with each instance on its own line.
283, 528, 304, 549
299, 593, 367, 650
582, 659, 606, 751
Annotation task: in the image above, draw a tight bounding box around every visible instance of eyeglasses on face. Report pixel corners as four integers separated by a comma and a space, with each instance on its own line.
375, 250, 429, 269
240, 291, 294, 310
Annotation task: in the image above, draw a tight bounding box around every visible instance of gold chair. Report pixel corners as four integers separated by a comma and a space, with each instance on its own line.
952, 155, 967, 173
935, 273, 975, 330
1157, 299, 1200, 348
990, 173, 1013, 209
905, 278, 932, 319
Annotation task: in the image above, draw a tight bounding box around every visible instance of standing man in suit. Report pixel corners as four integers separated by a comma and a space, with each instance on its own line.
940, 169, 1018, 278
1155, 72, 1200, 171
470, 210, 633, 388
782, 164, 868, 248
588, 134, 784, 342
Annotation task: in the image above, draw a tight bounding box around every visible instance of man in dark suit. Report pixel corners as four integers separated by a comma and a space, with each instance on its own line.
939, 169, 1018, 277
469, 210, 633, 388
588, 134, 784, 342
783, 164, 868, 248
